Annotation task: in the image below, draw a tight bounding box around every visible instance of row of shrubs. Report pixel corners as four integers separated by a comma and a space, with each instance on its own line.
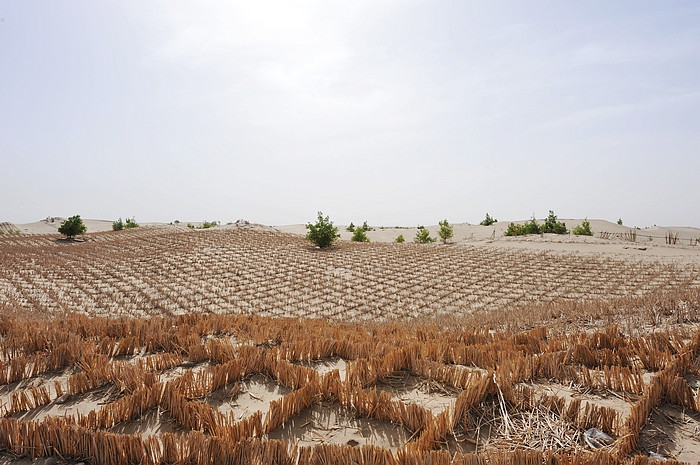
117, 218, 223, 230
504, 211, 592, 237
187, 220, 219, 229
484, 211, 598, 236
306, 213, 456, 248
306, 211, 596, 248
64, 216, 221, 238
112, 217, 139, 231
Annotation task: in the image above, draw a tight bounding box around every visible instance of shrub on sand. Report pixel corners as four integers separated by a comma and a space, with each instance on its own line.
306, 211, 340, 248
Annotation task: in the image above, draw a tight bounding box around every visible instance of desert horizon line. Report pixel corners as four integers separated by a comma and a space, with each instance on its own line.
4, 214, 699, 231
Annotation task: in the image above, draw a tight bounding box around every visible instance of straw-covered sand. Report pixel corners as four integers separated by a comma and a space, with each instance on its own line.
0, 218, 699, 463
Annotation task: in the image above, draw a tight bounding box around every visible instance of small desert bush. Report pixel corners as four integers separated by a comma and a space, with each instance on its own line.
197, 221, 219, 229
572, 219, 593, 236
438, 219, 453, 244
58, 215, 87, 239
348, 221, 373, 233
505, 211, 568, 236
395, 234, 405, 243
504, 223, 522, 236
505, 217, 541, 236
351, 228, 369, 242
414, 227, 435, 243
542, 210, 568, 234
306, 211, 340, 248
113, 217, 139, 231
480, 213, 497, 226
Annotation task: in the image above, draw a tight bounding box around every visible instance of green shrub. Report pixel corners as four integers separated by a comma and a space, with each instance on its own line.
58, 215, 87, 239
480, 213, 497, 226
395, 234, 405, 243
414, 228, 435, 243
438, 219, 453, 244
617, 218, 623, 225
348, 221, 373, 233
113, 217, 139, 231
351, 228, 369, 242
197, 221, 218, 229
187, 223, 195, 229
306, 211, 340, 248
504, 217, 541, 236
504, 222, 523, 236
506, 212, 567, 237
523, 217, 542, 235
572, 219, 593, 236
542, 210, 568, 234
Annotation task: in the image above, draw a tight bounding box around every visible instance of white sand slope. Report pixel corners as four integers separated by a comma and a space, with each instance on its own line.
13, 218, 279, 235
15, 217, 115, 235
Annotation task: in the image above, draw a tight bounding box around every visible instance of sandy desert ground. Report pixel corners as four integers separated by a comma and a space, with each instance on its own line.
0, 219, 699, 464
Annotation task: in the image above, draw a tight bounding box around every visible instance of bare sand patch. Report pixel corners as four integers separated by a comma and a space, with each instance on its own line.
267, 401, 411, 450
110, 408, 186, 437
637, 403, 700, 462
374, 371, 460, 415
205, 373, 291, 421
522, 380, 635, 422
296, 357, 348, 378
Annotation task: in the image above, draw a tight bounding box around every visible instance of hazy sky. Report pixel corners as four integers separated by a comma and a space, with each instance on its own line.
2, 1, 699, 227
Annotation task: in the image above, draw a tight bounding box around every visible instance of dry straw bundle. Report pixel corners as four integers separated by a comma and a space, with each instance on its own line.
77, 383, 167, 429
263, 354, 319, 390
617, 375, 663, 456
264, 381, 319, 434
410, 409, 453, 451
212, 411, 263, 442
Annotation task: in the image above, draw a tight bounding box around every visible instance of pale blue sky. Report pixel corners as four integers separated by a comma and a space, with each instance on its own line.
2, 1, 699, 227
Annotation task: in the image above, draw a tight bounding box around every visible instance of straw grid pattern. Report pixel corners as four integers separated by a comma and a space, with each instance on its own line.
1, 228, 697, 321
0, 314, 697, 464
